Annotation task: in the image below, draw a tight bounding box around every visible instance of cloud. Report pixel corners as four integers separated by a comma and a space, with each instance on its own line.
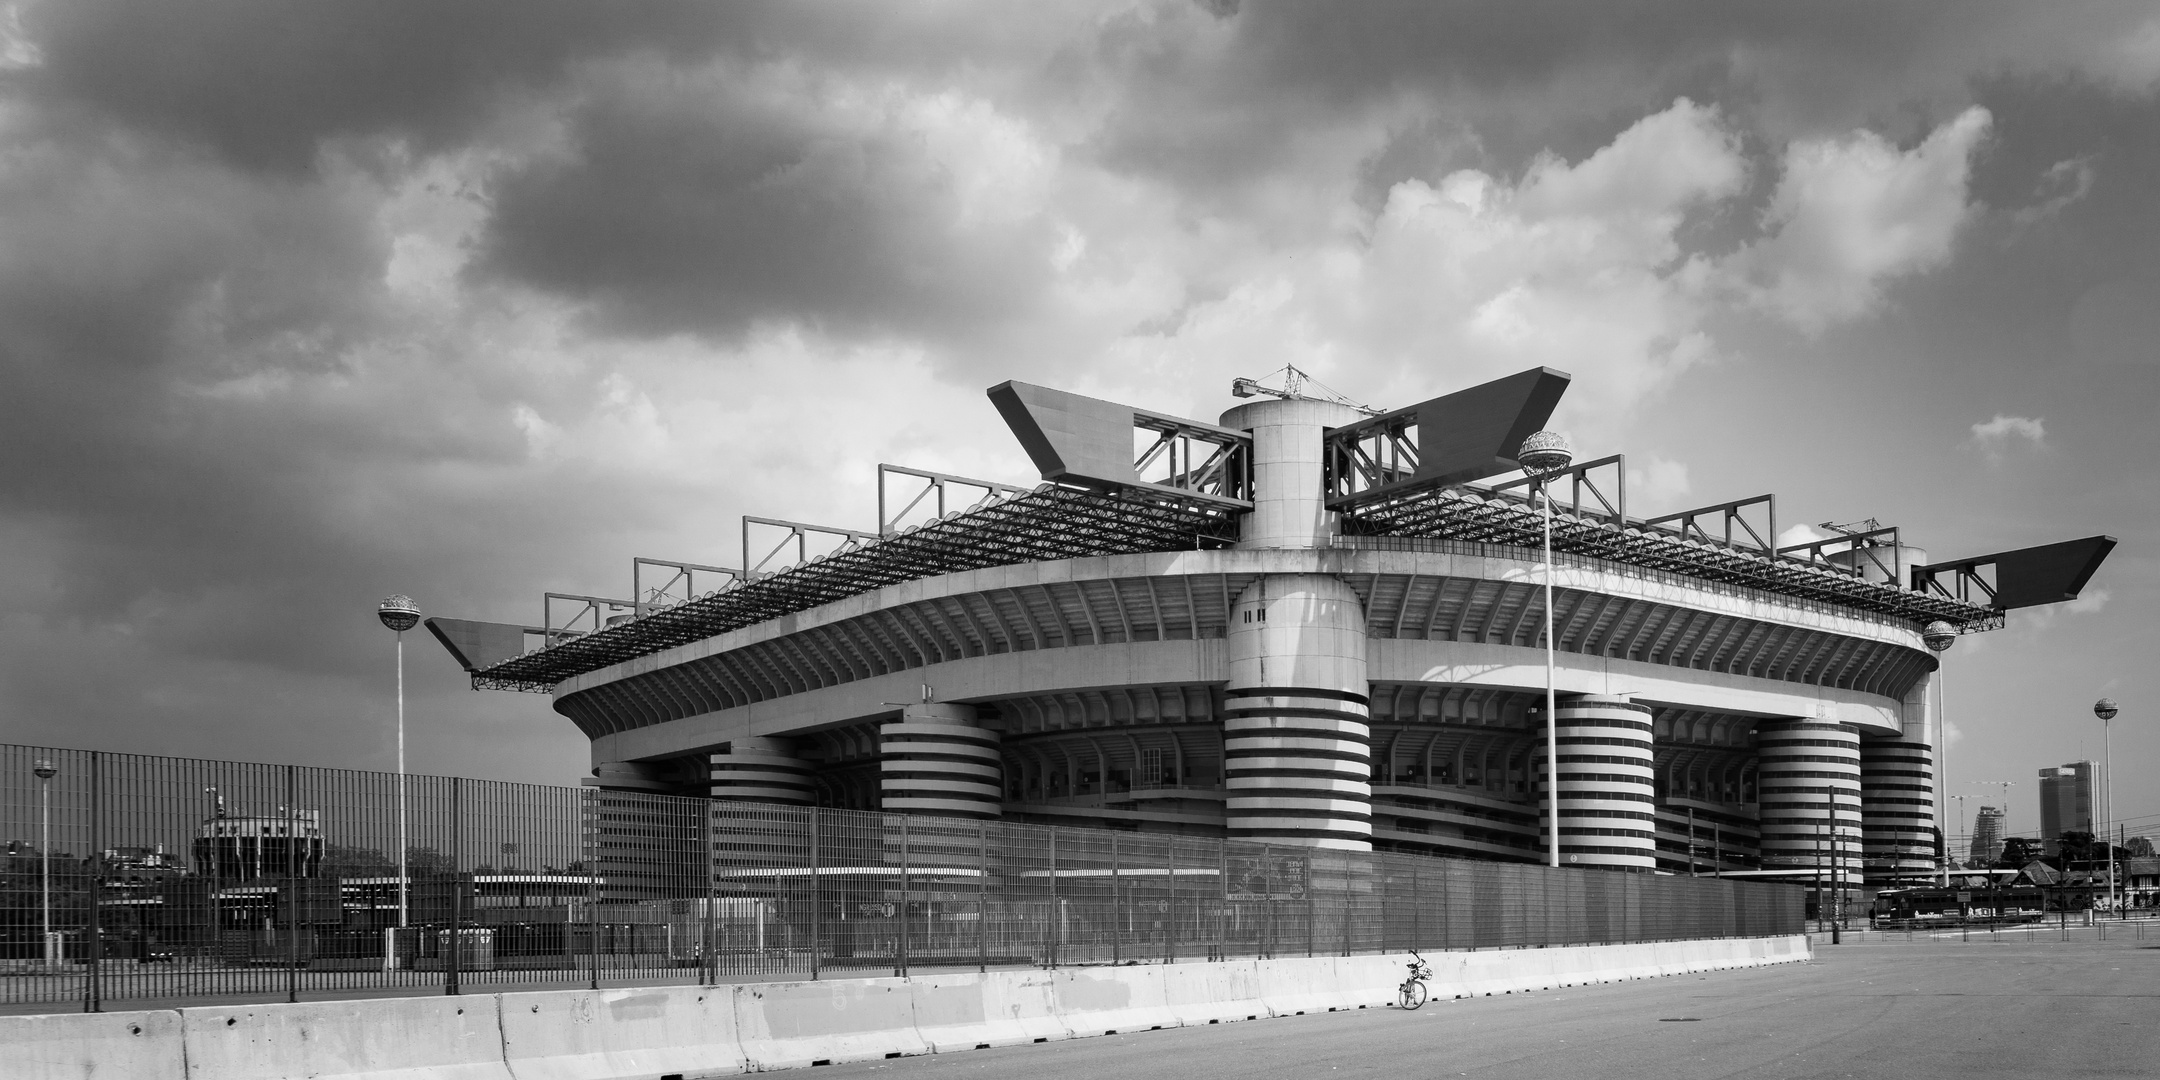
1730, 107, 1993, 333
1626, 457, 1694, 512
1967, 414, 2047, 461
2011, 156, 2097, 229
2064, 589, 2111, 615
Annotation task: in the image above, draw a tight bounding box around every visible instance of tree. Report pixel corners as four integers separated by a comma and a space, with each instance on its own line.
1995, 837, 2047, 869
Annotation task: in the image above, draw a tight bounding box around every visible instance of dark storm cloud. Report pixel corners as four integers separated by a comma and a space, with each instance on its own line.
472, 62, 1057, 344
25, 0, 745, 174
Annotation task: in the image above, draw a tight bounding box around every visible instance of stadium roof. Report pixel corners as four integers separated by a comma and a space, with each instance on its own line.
471, 485, 1240, 692
470, 478, 1995, 693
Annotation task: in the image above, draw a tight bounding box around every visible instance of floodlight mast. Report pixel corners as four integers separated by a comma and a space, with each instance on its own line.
1922, 620, 1956, 886
1517, 430, 1575, 869
378, 595, 422, 936
2095, 697, 2120, 918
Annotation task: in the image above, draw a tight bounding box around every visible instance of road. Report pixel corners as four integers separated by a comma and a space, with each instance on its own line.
820, 939, 2160, 1080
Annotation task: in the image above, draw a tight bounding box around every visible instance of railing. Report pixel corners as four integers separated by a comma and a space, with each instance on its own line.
0, 743, 1801, 1012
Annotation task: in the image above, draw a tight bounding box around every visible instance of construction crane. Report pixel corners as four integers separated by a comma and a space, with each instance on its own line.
1230, 365, 1383, 416
1970, 780, 2017, 833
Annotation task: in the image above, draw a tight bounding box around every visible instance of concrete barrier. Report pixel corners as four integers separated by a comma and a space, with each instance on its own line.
18, 935, 1808, 1078
1159, 958, 1268, 1026
181, 996, 512, 1080
1050, 964, 1178, 1035
9, 1008, 185, 1080
498, 986, 746, 1080
733, 975, 924, 1071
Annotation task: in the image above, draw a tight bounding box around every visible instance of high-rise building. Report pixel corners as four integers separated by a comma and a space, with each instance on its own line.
1968, 805, 2004, 865
2037, 762, 2093, 845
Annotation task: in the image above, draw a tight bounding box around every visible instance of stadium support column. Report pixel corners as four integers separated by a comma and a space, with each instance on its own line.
1860, 737, 1936, 884
1755, 720, 1863, 885
1216, 395, 1377, 851
1538, 696, 1657, 870
707, 738, 815, 804
881, 704, 1003, 818
1225, 575, 1372, 850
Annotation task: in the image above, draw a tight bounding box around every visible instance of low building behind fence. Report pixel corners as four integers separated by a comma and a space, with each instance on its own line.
0, 743, 1799, 1011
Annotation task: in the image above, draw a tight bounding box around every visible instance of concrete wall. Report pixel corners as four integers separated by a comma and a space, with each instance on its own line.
16, 936, 1807, 1080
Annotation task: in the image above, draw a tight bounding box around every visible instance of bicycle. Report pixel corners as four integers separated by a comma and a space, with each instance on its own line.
1398, 949, 1432, 1010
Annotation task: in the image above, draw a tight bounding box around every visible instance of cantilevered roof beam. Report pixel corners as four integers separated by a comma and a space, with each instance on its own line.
1912, 536, 2117, 610
1323, 367, 1571, 510
987, 381, 1252, 508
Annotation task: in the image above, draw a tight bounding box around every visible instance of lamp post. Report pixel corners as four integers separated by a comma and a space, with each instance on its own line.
2095, 698, 2120, 918
33, 758, 55, 965
378, 596, 421, 932
1516, 430, 1574, 869
1922, 621, 1956, 887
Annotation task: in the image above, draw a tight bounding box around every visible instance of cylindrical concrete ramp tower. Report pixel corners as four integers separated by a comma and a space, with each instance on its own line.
1860, 737, 1936, 883
1755, 720, 1863, 881
1538, 696, 1657, 870
707, 737, 815, 803
1224, 575, 1372, 850
880, 703, 1003, 818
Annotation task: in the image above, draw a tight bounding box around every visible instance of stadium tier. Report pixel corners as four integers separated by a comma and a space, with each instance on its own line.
430, 369, 2113, 882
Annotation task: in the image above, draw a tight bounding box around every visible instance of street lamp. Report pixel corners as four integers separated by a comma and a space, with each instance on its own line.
378, 595, 421, 932
1922, 621, 1956, 887
33, 758, 55, 965
1517, 430, 1574, 869
2095, 697, 2120, 917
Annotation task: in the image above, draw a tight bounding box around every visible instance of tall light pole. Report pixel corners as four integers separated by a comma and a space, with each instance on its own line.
378, 596, 421, 931
1922, 621, 1956, 887
33, 759, 55, 965
1517, 430, 1573, 869
2095, 697, 2120, 917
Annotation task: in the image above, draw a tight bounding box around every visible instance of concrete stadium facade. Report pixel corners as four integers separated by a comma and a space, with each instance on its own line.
437, 371, 2110, 885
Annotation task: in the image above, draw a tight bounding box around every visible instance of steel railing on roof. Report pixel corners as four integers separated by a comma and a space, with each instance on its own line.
473, 486, 1241, 692
1340, 486, 1996, 628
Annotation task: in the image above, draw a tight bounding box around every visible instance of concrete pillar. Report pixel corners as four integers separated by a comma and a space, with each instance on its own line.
1860, 737, 1937, 884
880, 703, 1002, 818
1224, 575, 1372, 850
1754, 720, 1863, 883
1219, 396, 1368, 549
706, 737, 814, 803
1537, 696, 1657, 870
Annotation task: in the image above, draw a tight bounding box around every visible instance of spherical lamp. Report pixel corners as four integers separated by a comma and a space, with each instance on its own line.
32, 758, 55, 780
1921, 621, 1956, 654
2095, 698, 2119, 722
378, 595, 421, 633
1516, 430, 1574, 477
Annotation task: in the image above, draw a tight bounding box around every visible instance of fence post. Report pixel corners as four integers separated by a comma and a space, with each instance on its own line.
897, 816, 910, 979
1111, 832, 1121, 966
1164, 839, 1176, 965
446, 777, 462, 996
978, 823, 989, 974
703, 808, 717, 986
808, 806, 821, 982
1410, 862, 1422, 953
86, 751, 102, 1014
586, 788, 600, 991
286, 764, 299, 1004
1215, 841, 1227, 961
1046, 831, 1058, 969
1305, 854, 1314, 958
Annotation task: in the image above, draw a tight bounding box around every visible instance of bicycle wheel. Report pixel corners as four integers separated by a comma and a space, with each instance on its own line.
1399, 980, 1428, 1011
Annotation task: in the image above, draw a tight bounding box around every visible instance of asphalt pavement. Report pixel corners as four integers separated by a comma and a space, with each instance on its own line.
817, 938, 2160, 1080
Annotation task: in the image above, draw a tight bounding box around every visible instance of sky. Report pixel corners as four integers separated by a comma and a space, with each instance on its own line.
0, 1, 2154, 848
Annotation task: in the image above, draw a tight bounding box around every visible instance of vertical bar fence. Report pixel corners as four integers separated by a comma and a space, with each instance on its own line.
0, 742, 1803, 1011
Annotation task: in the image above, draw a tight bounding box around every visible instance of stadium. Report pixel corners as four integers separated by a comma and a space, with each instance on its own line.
428, 368, 2113, 886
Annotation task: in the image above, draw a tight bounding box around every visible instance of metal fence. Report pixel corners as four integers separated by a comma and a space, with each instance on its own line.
0, 743, 1800, 1011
